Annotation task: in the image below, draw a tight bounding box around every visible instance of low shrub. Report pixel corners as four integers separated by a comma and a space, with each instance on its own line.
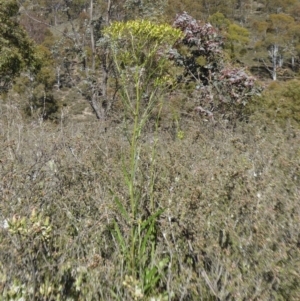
0, 100, 299, 300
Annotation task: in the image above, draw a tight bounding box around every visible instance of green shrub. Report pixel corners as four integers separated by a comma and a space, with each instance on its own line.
249, 80, 300, 128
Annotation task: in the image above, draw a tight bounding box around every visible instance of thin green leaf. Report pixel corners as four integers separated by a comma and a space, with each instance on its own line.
113, 221, 127, 255
140, 208, 164, 231
140, 209, 164, 255
140, 222, 155, 257
144, 266, 160, 292
109, 288, 122, 301
113, 196, 130, 222
121, 158, 131, 187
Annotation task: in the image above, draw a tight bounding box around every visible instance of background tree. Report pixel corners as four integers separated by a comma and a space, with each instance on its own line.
201, 0, 236, 19
208, 12, 231, 31
226, 23, 250, 60
263, 13, 295, 80
262, 0, 296, 13
13, 44, 57, 119
21, 0, 118, 119
288, 1, 300, 21
124, 0, 167, 21
0, 0, 38, 93
208, 12, 250, 61
19, 8, 49, 44
171, 12, 258, 121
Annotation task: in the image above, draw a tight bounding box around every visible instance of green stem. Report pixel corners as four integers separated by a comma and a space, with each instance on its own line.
129, 64, 143, 275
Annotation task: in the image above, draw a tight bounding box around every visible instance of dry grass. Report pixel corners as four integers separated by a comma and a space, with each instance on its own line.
0, 99, 299, 300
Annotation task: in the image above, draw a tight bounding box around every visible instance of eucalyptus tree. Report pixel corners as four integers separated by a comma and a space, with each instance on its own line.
256, 13, 298, 80
0, 0, 38, 93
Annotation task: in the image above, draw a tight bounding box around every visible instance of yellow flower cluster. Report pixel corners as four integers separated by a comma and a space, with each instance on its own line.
104, 19, 183, 45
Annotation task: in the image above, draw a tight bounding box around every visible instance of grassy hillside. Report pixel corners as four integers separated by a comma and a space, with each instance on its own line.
1, 2, 300, 300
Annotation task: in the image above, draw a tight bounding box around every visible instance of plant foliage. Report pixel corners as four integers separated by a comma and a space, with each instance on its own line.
0, 0, 38, 93
170, 12, 259, 121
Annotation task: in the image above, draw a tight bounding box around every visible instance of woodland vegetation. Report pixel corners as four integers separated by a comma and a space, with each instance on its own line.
0, 0, 300, 300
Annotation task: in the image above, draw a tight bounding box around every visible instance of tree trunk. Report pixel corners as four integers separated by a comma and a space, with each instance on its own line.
106, 0, 112, 24
90, 91, 105, 120
90, 0, 95, 72
56, 66, 60, 89
291, 56, 295, 71
269, 44, 279, 81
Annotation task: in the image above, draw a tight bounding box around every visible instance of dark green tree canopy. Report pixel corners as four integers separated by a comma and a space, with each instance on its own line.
0, 0, 37, 92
